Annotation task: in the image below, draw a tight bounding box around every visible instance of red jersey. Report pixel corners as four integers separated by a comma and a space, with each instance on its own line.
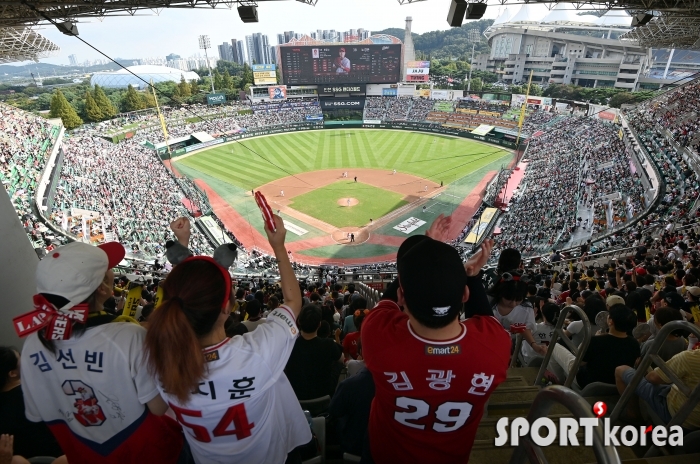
362, 300, 510, 464
343, 331, 361, 360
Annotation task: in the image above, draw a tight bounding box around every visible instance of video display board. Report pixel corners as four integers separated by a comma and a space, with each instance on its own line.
252, 64, 277, 85
280, 44, 402, 85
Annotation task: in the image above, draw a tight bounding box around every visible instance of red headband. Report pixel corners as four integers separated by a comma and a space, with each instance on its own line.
180, 256, 232, 309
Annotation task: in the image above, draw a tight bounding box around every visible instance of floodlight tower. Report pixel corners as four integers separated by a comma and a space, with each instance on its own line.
466, 29, 481, 93
199, 34, 216, 93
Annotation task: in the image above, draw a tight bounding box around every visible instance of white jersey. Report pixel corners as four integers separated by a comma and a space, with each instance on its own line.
158, 305, 311, 464
20, 322, 159, 450
521, 322, 556, 364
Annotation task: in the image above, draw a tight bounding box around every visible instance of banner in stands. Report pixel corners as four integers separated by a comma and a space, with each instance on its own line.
268, 86, 287, 100
305, 115, 324, 121
464, 207, 498, 244
471, 124, 495, 136
320, 98, 365, 110
414, 89, 431, 98
206, 93, 226, 105
431, 90, 449, 100
588, 104, 619, 122
363, 119, 382, 124
123, 285, 142, 318
382, 88, 398, 96
393, 217, 427, 234
252, 64, 277, 85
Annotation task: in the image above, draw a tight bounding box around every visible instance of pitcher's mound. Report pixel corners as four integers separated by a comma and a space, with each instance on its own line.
338, 198, 359, 207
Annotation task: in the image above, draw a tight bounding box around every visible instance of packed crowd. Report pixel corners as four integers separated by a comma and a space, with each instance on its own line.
49, 136, 214, 257
494, 116, 644, 258
0, 103, 63, 254
3, 213, 699, 464
649, 79, 700, 153
363, 96, 443, 122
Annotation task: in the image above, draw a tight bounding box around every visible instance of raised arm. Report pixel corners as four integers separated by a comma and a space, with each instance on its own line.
265, 215, 301, 317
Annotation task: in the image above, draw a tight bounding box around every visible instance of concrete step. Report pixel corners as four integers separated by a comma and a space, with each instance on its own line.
498, 375, 529, 389
489, 386, 541, 405
507, 367, 541, 386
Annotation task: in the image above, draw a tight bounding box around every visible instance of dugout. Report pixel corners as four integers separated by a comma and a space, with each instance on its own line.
147, 131, 216, 157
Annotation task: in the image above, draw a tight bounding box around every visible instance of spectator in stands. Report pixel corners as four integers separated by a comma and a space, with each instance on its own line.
640, 307, 686, 365
16, 241, 184, 464
521, 303, 560, 365
0, 347, 64, 461
241, 300, 266, 332
342, 297, 367, 335
342, 309, 368, 361
285, 304, 343, 400
145, 215, 312, 463
549, 305, 640, 387
362, 237, 511, 463
329, 361, 375, 458
616, 348, 700, 429
490, 273, 548, 357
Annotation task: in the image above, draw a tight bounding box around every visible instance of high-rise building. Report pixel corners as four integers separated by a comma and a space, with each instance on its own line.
218, 42, 233, 61
234, 40, 245, 66
277, 33, 285, 45
269, 46, 278, 65
166, 53, 181, 61
68, 54, 78, 66
245, 33, 272, 65
284, 31, 295, 43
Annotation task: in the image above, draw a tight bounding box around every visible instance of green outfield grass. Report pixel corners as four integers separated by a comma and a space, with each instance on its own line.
174, 129, 510, 191
290, 181, 407, 228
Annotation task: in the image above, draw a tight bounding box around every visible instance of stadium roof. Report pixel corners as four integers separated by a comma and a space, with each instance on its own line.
0, 26, 59, 63
483, 1, 700, 49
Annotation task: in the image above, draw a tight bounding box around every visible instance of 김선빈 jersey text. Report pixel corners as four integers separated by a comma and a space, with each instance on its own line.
362, 300, 511, 464
20, 322, 183, 464
158, 305, 311, 464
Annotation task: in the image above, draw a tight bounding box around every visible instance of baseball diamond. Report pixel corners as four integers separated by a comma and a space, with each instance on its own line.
174, 129, 514, 264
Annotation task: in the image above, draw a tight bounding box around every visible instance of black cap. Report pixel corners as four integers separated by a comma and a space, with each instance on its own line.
662, 291, 685, 309
398, 238, 467, 327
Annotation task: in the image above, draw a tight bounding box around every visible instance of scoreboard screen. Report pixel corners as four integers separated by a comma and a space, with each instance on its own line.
280, 44, 402, 85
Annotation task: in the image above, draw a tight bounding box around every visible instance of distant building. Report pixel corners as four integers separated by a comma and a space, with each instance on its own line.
165, 53, 181, 61
477, 5, 679, 90
277, 33, 285, 45
218, 42, 233, 61
91, 65, 199, 89
245, 33, 272, 65
68, 54, 78, 66
231, 39, 245, 65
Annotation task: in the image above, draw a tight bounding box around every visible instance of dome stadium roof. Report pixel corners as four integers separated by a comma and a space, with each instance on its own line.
90, 65, 199, 89
595, 10, 632, 27
492, 8, 513, 26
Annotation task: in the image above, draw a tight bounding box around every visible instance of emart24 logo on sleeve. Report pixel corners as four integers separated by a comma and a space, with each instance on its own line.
494, 402, 683, 448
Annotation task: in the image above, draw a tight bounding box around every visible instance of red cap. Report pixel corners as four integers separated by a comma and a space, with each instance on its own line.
339, 47, 346, 52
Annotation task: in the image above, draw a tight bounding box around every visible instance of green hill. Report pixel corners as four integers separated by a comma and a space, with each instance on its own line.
374, 19, 494, 60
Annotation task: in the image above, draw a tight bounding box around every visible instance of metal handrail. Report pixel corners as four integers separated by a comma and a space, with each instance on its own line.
534, 305, 592, 388
509, 386, 621, 464
609, 320, 700, 457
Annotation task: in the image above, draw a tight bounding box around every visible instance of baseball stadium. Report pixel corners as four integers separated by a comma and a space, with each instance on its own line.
2, 1, 700, 464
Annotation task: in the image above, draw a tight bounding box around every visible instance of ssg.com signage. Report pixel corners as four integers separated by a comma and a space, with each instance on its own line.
207, 93, 226, 105
320, 98, 365, 110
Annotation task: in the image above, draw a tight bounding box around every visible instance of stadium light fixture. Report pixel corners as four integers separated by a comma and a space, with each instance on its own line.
396, 0, 428, 4
55, 21, 79, 36
198, 34, 216, 93
295, 0, 319, 5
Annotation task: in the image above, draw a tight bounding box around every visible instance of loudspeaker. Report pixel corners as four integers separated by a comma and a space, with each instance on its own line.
466, 3, 487, 20
56, 21, 79, 36
237, 5, 259, 23
631, 13, 653, 27
446, 0, 468, 28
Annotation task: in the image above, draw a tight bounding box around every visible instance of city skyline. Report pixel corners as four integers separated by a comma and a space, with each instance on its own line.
13, 0, 503, 66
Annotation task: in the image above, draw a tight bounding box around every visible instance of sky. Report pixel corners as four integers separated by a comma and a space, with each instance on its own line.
25, 0, 527, 66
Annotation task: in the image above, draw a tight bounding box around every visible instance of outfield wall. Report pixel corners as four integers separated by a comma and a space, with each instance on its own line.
158, 121, 517, 160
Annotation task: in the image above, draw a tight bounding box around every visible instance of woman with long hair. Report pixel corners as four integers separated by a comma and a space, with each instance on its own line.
145, 215, 310, 463
521, 303, 561, 365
